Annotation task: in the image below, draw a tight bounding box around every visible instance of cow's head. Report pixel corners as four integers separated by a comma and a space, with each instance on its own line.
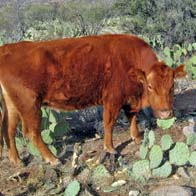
144, 62, 186, 119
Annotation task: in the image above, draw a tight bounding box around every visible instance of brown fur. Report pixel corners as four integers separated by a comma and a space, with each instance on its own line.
0, 34, 186, 165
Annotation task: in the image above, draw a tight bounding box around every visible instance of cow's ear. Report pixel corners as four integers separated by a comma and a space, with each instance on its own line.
129, 68, 146, 83
174, 64, 187, 78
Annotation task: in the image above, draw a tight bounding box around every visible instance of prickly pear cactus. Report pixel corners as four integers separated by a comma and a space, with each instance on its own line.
139, 144, 148, 159
148, 130, 155, 148
132, 160, 151, 180
149, 145, 163, 169
157, 117, 176, 130
169, 142, 190, 166
64, 180, 80, 196
189, 151, 196, 166
163, 47, 173, 66
161, 134, 173, 151
186, 133, 196, 146
152, 161, 172, 178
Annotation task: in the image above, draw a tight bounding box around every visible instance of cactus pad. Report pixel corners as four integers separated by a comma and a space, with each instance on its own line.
152, 161, 172, 178
186, 133, 196, 146
139, 144, 148, 159
189, 151, 196, 166
161, 134, 173, 151
169, 142, 189, 166
132, 160, 151, 180
157, 117, 176, 130
149, 145, 163, 169
148, 130, 155, 148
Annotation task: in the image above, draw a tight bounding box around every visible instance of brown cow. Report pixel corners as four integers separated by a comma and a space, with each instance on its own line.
0, 34, 186, 166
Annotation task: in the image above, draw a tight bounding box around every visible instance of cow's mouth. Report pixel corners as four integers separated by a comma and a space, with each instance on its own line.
155, 110, 173, 119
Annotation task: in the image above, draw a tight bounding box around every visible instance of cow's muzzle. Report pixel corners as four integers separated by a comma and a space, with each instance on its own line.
156, 109, 173, 119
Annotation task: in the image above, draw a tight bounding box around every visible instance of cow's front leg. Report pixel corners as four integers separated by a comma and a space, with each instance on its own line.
103, 103, 120, 154
124, 108, 142, 144
130, 114, 142, 144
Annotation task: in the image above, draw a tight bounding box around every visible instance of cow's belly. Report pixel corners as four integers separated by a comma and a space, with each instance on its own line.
43, 85, 102, 111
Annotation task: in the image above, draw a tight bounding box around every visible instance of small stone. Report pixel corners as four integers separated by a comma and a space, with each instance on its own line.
111, 180, 126, 187
91, 164, 114, 187
44, 168, 58, 183
151, 185, 193, 196
62, 176, 72, 186
183, 125, 195, 136
77, 168, 90, 184
66, 144, 74, 152
190, 144, 196, 151
128, 190, 140, 196
188, 117, 196, 125
177, 167, 190, 178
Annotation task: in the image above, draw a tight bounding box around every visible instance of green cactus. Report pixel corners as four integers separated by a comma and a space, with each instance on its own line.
163, 47, 171, 57
181, 48, 187, 55
64, 180, 80, 196
187, 44, 193, 52
186, 133, 196, 146
192, 43, 196, 50
132, 160, 151, 180
152, 161, 172, 178
41, 129, 53, 145
161, 134, 173, 151
157, 117, 176, 130
148, 130, 155, 148
190, 56, 196, 64
27, 142, 41, 157
149, 145, 163, 169
173, 50, 182, 64
143, 128, 150, 146
169, 142, 190, 166
189, 151, 196, 166
165, 56, 173, 67
139, 144, 148, 159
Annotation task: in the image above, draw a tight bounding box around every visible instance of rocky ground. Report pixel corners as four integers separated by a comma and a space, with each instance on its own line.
0, 78, 196, 196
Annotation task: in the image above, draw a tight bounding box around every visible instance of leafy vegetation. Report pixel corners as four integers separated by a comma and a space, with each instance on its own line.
16, 107, 69, 158
130, 130, 196, 182
157, 117, 176, 130
64, 180, 80, 196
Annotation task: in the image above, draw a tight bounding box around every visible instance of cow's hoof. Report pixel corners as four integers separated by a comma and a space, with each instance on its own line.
11, 159, 24, 167
99, 150, 120, 164
48, 158, 61, 167
104, 146, 118, 155
131, 135, 142, 144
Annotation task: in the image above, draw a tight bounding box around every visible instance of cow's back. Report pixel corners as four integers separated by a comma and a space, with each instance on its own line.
0, 34, 157, 110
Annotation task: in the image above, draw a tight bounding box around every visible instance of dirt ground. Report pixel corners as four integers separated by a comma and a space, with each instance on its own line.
0, 79, 196, 196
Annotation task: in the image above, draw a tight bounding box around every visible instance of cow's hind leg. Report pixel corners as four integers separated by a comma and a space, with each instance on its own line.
1, 95, 21, 165
0, 110, 3, 159
22, 107, 59, 165
103, 102, 120, 154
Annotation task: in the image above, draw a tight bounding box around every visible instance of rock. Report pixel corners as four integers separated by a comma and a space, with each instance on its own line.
62, 176, 72, 187
188, 117, 196, 126
128, 190, 140, 196
111, 180, 126, 187
177, 167, 190, 178
77, 168, 91, 185
91, 164, 114, 188
183, 125, 195, 136
151, 185, 193, 196
190, 144, 196, 151
44, 168, 58, 183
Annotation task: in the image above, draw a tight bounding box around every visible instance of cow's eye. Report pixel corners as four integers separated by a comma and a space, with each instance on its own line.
148, 84, 153, 91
